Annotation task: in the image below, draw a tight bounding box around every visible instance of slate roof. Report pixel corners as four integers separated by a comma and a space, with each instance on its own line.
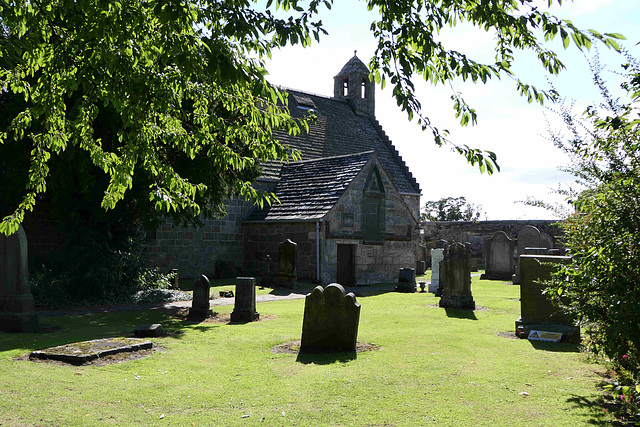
260, 90, 421, 196
245, 152, 375, 222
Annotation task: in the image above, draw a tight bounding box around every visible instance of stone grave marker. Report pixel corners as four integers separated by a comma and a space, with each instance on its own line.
231, 277, 259, 322
300, 283, 361, 353
0, 225, 38, 332
540, 233, 554, 250
436, 239, 448, 249
415, 261, 426, 276
170, 269, 179, 289
438, 242, 475, 310
515, 254, 579, 342
430, 248, 444, 294
396, 267, 417, 293
480, 231, 515, 281
513, 226, 542, 284
188, 275, 212, 319
276, 239, 297, 288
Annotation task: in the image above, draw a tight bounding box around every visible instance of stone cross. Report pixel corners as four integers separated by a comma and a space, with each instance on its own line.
0, 225, 38, 332
276, 239, 297, 288
300, 283, 361, 353
230, 277, 259, 323
438, 242, 475, 310
188, 274, 212, 319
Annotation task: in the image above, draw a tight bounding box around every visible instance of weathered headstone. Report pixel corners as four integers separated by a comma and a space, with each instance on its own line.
540, 233, 554, 250
436, 239, 448, 249
0, 225, 38, 332
276, 239, 297, 288
396, 268, 417, 293
415, 261, 426, 276
134, 324, 165, 337
231, 277, 259, 322
513, 226, 542, 284
480, 231, 515, 281
188, 275, 212, 319
300, 283, 361, 353
438, 242, 475, 310
515, 254, 579, 343
430, 248, 444, 294
170, 269, 179, 289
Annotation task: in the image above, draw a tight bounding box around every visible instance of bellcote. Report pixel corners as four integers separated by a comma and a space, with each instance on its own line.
333, 52, 375, 117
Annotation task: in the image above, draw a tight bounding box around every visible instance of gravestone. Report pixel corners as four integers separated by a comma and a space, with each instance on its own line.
438, 242, 475, 310
540, 233, 554, 250
0, 225, 38, 332
513, 226, 542, 284
300, 283, 361, 353
170, 269, 179, 289
396, 268, 417, 293
188, 275, 212, 319
515, 254, 579, 343
480, 231, 515, 281
415, 261, 426, 276
231, 277, 259, 322
276, 239, 297, 288
436, 239, 448, 249
430, 248, 444, 294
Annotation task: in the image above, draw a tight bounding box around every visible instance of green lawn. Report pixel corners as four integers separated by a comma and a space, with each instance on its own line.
0, 276, 614, 426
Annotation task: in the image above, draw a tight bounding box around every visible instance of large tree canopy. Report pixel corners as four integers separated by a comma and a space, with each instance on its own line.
0, 0, 624, 235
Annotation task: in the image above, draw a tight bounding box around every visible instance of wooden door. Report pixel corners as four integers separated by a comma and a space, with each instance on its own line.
337, 244, 355, 287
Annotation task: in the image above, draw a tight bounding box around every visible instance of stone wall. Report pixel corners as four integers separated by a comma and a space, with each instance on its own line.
242, 221, 319, 282
421, 219, 562, 268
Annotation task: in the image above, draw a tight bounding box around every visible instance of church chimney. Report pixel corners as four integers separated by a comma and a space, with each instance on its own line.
333, 51, 375, 117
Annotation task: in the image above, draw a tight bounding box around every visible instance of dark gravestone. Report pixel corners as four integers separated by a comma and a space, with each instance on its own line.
515, 255, 579, 343
438, 242, 475, 310
134, 324, 165, 338
396, 268, 417, 293
513, 226, 541, 284
0, 225, 38, 332
276, 239, 297, 288
231, 277, 259, 323
300, 284, 361, 353
481, 231, 515, 281
188, 275, 212, 319
170, 269, 179, 289
436, 239, 448, 249
415, 261, 426, 276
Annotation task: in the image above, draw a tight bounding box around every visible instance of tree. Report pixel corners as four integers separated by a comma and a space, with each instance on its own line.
0, 0, 625, 236
421, 196, 483, 222
544, 51, 640, 390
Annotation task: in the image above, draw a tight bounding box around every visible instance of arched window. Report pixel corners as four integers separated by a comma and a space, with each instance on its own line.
363, 167, 385, 244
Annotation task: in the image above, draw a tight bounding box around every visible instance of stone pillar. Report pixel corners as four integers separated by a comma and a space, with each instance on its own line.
0, 225, 38, 332
231, 277, 259, 323
188, 275, 212, 319
438, 242, 475, 310
300, 284, 361, 353
276, 239, 297, 288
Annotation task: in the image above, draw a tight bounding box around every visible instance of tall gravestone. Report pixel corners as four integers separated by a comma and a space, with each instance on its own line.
515, 254, 579, 343
480, 231, 515, 281
276, 239, 297, 288
430, 248, 444, 294
300, 283, 361, 353
415, 261, 426, 276
396, 268, 417, 293
0, 225, 38, 332
438, 242, 475, 310
512, 226, 542, 284
188, 275, 212, 319
231, 277, 259, 322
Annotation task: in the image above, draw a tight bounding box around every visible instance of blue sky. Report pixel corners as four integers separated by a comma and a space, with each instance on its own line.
263, 0, 640, 220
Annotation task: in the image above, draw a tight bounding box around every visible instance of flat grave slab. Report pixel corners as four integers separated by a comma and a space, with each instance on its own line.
30, 338, 152, 365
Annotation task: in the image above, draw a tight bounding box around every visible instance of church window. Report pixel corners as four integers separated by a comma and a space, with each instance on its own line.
362, 167, 385, 244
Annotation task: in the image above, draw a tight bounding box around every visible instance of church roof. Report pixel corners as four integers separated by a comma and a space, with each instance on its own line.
261, 89, 421, 195
334, 54, 370, 78
245, 152, 375, 222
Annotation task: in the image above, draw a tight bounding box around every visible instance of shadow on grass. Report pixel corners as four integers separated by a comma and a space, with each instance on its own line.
566, 394, 637, 426
444, 307, 478, 320
529, 340, 580, 353
296, 351, 358, 365
0, 308, 219, 353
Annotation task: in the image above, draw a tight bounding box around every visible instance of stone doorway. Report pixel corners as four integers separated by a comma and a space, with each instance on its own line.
337, 244, 356, 287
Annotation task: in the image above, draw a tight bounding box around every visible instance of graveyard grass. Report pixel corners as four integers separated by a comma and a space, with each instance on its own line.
0, 276, 615, 426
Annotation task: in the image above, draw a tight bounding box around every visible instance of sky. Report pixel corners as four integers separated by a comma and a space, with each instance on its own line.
262, 0, 640, 220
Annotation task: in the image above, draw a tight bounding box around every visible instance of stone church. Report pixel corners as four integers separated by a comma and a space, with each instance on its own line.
146, 54, 422, 285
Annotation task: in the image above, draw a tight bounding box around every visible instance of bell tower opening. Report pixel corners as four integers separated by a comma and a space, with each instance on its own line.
333, 51, 375, 116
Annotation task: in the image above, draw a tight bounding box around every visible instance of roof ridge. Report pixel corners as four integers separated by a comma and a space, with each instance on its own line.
286, 150, 375, 165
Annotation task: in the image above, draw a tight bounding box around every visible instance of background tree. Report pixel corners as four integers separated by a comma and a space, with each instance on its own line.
421, 196, 484, 222
543, 51, 640, 416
